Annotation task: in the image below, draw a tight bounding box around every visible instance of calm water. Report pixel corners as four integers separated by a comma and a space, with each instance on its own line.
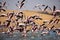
0, 31, 60, 40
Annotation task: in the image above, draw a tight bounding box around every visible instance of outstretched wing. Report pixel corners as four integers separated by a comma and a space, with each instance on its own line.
49, 7, 52, 11
20, 3, 24, 9
53, 5, 56, 11
42, 4, 45, 6
21, 0, 25, 4
44, 6, 48, 11
3, 2, 6, 7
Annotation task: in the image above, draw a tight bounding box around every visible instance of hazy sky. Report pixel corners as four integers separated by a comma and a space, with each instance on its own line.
0, 0, 60, 10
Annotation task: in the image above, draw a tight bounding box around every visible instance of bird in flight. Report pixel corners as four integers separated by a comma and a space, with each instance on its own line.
16, 0, 26, 9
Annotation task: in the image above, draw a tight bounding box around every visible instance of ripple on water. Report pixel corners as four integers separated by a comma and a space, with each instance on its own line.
0, 31, 60, 40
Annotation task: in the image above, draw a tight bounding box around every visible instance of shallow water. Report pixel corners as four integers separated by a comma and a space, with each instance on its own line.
0, 31, 60, 40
